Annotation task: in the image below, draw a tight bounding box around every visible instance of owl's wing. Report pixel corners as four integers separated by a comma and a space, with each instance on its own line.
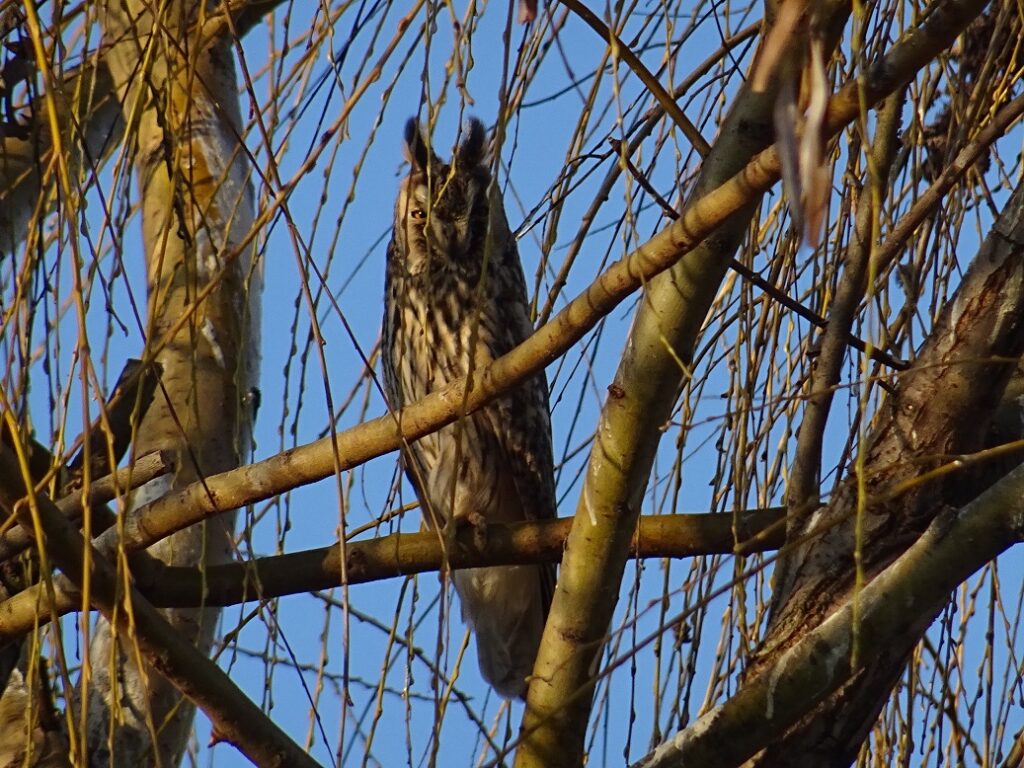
400, 442, 444, 531
489, 376, 557, 523
483, 244, 559, 610
487, 369, 558, 614
381, 265, 444, 532
484, 238, 558, 525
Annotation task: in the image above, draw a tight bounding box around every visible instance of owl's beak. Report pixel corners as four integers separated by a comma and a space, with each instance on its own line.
452, 220, 471, 258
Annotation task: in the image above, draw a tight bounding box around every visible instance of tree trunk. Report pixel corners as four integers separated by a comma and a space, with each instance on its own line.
78, 2, 260, 764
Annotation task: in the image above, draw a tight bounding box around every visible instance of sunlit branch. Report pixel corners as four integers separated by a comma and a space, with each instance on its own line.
0, 449, 172, 561
516, 0, 996, 764
0, 510, 784, 633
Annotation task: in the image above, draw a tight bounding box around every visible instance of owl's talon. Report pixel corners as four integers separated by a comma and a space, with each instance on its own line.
440, 518, 458, 548
467, 510, 488, 551
452, 511, 488, 552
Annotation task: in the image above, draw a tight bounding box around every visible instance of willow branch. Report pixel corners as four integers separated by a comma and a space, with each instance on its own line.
516, 0, 992, 764
0, 510, 784, 635
0, 450, 172, 562
537, 21, 761, 325
767, 173, 1024, 654
612, 136, 907, 372
870, 89, 1024, 281
558, 0, 709, 154
0, 59, 123, 254
0, 1, 286, 254
787, 93, 905, 517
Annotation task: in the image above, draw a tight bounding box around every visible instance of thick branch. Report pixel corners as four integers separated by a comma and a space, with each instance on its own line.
0, 450, 172, 561
767, 174, 1024, 660
741, 169, 1024, 765
0, 510, 784, 634
0, 1, 283, 254
81, 1, 262, 763
787, 94, 904, 515
518, 0, 992, 762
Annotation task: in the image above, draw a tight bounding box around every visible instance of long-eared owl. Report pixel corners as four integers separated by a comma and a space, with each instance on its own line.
382, 118, 557, 699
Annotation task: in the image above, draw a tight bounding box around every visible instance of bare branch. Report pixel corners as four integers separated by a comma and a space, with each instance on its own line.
0, 510, 784, 634
0, 449, 172, 562
744, 172, 1024, 765
75, 0, 989, 589
787, 93, 905, 516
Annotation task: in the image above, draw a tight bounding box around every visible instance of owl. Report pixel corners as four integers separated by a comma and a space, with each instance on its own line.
382, 118, 557, 699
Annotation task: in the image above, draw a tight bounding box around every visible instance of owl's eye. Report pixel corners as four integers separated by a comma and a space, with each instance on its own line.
410, 208, 426, 220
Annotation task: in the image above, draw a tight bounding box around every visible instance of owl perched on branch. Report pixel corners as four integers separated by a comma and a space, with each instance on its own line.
382, 118, 557, 699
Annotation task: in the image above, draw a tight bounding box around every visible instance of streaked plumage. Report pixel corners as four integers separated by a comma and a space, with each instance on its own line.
382, 118, 556, 699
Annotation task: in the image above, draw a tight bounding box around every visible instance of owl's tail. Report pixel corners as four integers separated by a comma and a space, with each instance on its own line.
454, 564, 548, 699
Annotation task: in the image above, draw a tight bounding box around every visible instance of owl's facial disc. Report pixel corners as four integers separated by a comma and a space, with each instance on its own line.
404, 175, 479, 262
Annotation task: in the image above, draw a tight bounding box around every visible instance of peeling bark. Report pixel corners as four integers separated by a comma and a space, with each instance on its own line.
743, 176, 1024, 764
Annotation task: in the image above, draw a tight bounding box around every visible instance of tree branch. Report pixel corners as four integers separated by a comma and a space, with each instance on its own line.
81, 1, 263, 762
743, 170, 1024, 765
518, 0, 992, 762
0, 509, 785, 634
767, 174, 1024, 661
787, 93, 905, 519
0, 1, 285, 255
0, 450, 172, 561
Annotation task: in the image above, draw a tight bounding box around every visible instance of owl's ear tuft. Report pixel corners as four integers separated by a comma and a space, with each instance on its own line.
457, 118, 487, 168
404, 118, 438, 170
